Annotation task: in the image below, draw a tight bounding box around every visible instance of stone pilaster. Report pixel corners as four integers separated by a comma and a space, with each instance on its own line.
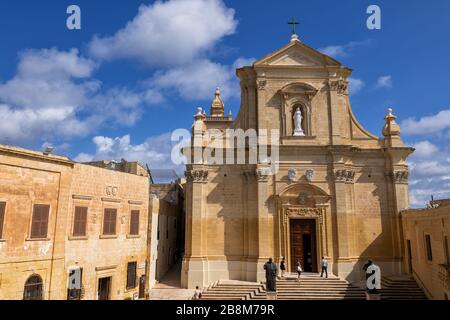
331, 154, 357, 279
181, 167, 209, 289
255, 166, 271, 282
328, 80, 348, 145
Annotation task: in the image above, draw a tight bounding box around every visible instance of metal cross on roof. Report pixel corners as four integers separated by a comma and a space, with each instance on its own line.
288, 17, 300, 35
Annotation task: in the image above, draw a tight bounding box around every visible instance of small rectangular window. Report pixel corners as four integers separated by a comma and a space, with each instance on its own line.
129, 210, 140, 235
73, 207, 88, 237
31, 204, 50, 239
103, 209, 117, 235
126, 262, 137, 289
0, 202, 5, 239
425, 234, 433, 261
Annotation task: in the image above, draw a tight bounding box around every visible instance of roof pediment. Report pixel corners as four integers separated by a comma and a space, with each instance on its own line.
254, 40, 341, 68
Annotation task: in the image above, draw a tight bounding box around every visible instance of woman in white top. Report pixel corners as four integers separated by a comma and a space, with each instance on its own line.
296, 260, 303, 281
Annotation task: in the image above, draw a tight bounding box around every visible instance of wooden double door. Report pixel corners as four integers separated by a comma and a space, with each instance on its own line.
290, 219, 318, 272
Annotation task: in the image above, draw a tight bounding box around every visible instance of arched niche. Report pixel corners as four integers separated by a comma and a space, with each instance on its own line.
279, 82, 317, 138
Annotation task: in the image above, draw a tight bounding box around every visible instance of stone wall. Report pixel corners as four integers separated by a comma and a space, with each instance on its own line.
0, 144, 149, 300
402, 204, 450, 300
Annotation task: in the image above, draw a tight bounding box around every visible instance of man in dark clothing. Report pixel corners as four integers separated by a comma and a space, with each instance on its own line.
264, 258, 278, 292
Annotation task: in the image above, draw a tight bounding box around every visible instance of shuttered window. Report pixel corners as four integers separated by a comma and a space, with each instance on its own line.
126, 262, 137, 289
103, 209, 117, 235
130, 210, 140, 235
73, 207, 88, 237
31, 205, 50, 239
0, 202, 5, 239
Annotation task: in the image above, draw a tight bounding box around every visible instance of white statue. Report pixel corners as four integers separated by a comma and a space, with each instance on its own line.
293, 107, 305, 136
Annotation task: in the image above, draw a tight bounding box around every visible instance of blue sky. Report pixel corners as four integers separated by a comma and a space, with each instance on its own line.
0, 0, 449, 207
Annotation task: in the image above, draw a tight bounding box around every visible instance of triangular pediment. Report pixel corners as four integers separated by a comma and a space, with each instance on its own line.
254, 40, 341, 68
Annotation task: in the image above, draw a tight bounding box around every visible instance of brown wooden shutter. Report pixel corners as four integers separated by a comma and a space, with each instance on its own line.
130, 210, 140, 235
0, 202, 5, 239
126, 262, 137, 289
31, 205, 49, 239
103, 209, 117, 235
73, 207, 88, 237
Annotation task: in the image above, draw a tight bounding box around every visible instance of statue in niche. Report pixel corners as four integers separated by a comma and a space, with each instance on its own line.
293, 107, 305, 136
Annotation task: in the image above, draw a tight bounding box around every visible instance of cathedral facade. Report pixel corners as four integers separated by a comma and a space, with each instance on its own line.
181, 34, 414, 289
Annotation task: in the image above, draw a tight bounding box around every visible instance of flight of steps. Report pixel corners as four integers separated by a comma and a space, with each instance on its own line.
274, 274, 366, 300
201, 274, 428, 300
380, 276, 428, 300
200, 281, 266, 300
201, 274, 366, 300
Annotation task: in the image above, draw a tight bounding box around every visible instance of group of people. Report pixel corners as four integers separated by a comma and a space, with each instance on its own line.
264, 256, 329, 292
278, 256, 329, 280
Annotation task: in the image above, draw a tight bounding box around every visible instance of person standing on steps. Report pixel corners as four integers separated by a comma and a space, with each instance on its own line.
280, 257, 286, 278
192, 286, 202, 300
296, 260, 303, 281
320, 256, 329, 278
264, 258, 278, 292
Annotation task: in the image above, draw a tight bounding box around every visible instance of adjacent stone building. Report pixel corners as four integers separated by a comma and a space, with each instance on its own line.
401, 199, 450, 300
182, 34, 414, 288
0, 144, 149, 300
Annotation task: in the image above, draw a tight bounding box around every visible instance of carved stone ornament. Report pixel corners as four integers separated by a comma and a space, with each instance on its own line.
392, 170, 409, 184
256, 168, 270, 182
288, 168, 298, 182
258, 80, 267, 90
106, 186, 118, 196
185, 170, 209, 183
305, 169, 315, 182
284, 208, 324, 224
334, 169, 356, 183
329, 80, 348, 95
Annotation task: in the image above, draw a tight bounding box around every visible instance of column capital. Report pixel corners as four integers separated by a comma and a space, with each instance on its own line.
391, 170, 409, 184
334, 169, 355, 183
185, 169, 209, 183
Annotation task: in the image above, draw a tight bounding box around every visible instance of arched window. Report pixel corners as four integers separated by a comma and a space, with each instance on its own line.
23, 274, 43, 300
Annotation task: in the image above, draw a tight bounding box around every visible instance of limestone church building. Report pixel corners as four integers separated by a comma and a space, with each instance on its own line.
181, 33, 414, 289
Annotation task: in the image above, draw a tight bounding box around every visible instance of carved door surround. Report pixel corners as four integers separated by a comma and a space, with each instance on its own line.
276, 183, 331, 273
279, 82, 318, 138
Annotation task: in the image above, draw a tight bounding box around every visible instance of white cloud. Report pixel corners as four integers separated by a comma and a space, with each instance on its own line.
408, 141, 450, 207
401, 110, 450, 136
0, 48, 154, 144
375, 75, 393, 89
89, 0, 237, 67
348, 78, 365, 96
149, 57, 252, 101
76, 133, 182, 173
318, 40, 371, 59
74, 152, 94, 162
411, 140, 439, 158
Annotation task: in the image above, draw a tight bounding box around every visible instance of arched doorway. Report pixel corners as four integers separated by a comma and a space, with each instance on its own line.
277, 183, 331, 273
23, 274, 43, 300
